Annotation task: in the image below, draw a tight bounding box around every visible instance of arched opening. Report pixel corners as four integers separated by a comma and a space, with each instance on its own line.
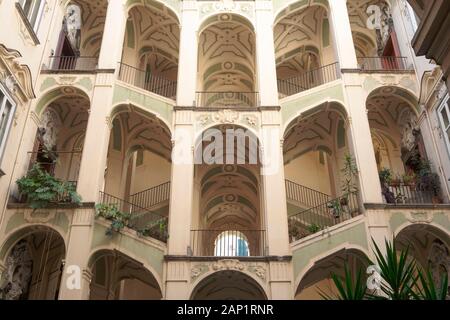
14, 88, 90, 204
49, 0, 108, 71
296, 248, 369, 300
100, 106, 172, 242
197, 14, 257, 108
366, 86, 440, 204
347, 0, 406, 70
395, 224, 450, 298
274, 2, 340, 97
214, 231, 250, 257
0, 226, 65, 300
191, 125, 265, 257
284, 103, 361, 242
89, 250, 162, 300
118, 2, 180, 99
191, 271, 267, 300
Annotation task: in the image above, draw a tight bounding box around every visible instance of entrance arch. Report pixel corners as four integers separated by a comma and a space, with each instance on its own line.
191, 271, 267, 300
0, 226, 66, 300
88, 249, 162, 300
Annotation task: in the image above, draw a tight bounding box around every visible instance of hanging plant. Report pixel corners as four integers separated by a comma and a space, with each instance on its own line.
16, 165, 82, 209
95, 203, 131, 236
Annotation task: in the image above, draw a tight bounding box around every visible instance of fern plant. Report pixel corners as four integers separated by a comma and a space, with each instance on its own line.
16, 165, 81, 209
95, 203, 131, 236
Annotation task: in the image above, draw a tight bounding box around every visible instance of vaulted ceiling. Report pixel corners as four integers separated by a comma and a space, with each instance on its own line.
284, 103, 348, 163
274, 5, 328, 79
198, 14, 255, 92
70, 0, 108, 56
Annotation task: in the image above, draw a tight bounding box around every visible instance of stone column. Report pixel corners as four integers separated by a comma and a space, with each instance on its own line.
255, 1, 279, 107
98, 0, 128, 70
260, 110, 292, 299
260, 110, 290, 256
58, 207, 94, 300
343, 73, 383, 203
176, 1, 198, 107
165, 110, 195, 300
76, 73, 114, 202
328, 0, 358, 69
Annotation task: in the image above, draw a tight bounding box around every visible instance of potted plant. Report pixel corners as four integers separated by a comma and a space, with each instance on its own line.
379, 168, 392, 186
417, 160, 442, 203
95, 203, 132, 236
341, 154, 359, 204
402, 172, 417, 187
390, 175, 402, 187
307, 223, 322, 234
16, 164, 82, 209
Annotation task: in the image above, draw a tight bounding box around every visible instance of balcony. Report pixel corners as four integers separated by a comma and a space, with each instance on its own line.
117, 63, 177, 100
190, 229, 267, 257
98, 192, 168, 243
43, 56, 99, 72
277, 62, 341, 98
357, 56, 412, 71
383, 183, 435, 204
288, 192, 361, 243
195, 91, 260, 109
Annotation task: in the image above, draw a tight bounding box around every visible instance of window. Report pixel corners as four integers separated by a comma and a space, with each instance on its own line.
18, 0, 44, 32
437, 94, 450, 157
0, 85, 17, 163
214, 231, 250, 257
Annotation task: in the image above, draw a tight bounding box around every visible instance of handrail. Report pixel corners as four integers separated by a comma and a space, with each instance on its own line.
357, 56, 411, 71
129, 181, 171, 210
98, 191, 168, 242
45, 56, 98, 71
288, 192, 361, 242
277, 62, 340, 98
190, 229, 267, 257
117, 62, 177, 99
285, 180, 331, 209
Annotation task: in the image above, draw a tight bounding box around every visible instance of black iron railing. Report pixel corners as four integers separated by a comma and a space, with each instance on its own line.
98, 192, 168, 242
117, 62, 177, 99
277, 62, 341, 98
190, 229, 266, 257
288, 192, 360, 243
383, 183, 434, 204
196, 91, 260, 108
285, 180, 331, 209
46, 56, 98, 71
129, 181, 171, 210
358, 56, 410, 71
27, 150, 82, 179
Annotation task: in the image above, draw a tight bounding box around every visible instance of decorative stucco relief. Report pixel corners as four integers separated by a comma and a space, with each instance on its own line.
191, 259, 268, 283
199, 0, 255, 21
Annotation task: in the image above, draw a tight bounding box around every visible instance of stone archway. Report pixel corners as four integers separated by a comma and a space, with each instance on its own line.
191, 270, 267, 300
0, 226, 66, 300
295, 248, 369, 300
395, 224, 450, 297
89, 250, 162, 300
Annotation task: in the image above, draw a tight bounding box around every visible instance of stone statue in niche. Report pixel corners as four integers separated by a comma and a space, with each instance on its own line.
40, 109, 60, 151
400, 110, 418, 152
375, 3, 394, 56
0, 240, 33, 300
64, 4, 82, 54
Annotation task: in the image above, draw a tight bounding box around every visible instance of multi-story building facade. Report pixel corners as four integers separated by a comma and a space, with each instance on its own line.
0, 0, 448, 300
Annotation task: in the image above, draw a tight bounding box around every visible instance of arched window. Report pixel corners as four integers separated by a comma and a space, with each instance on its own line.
214, 231, 250, 257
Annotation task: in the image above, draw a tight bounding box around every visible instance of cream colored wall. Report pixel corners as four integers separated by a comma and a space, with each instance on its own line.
130, 151, 171, 195
285, 152, 333, 195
